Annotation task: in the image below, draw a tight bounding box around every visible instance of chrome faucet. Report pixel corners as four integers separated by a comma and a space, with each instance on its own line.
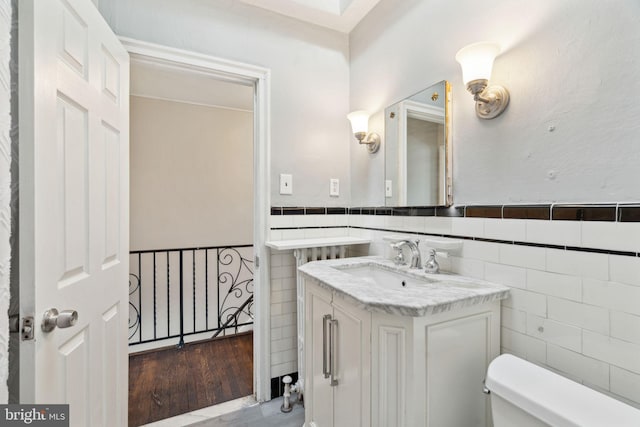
397, 239, 422, 268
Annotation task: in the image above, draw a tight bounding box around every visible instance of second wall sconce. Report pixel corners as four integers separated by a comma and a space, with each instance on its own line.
347, 110, 380, 153
455, 42, 510, 119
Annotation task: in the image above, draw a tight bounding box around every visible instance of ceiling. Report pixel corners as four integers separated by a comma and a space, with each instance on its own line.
129, 0, 384, 107
236, 0, 383, 33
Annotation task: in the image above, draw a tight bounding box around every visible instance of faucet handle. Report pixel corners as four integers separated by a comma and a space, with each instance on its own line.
390, 242, 405, 265
425, 249, 440, 274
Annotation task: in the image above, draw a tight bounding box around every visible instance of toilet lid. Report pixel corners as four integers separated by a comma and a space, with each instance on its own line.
485, 354, 640, 427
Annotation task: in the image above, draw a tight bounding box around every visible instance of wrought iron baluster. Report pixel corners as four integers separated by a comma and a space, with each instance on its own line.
217, 247, 221, 333
153, 252, 157, 340
205, 250, 209, 330
128, 270, 141, 340
178, 250, 185, 349
138, 253, 142, 343
192, 249, 196, 334
167, 251, 170, 338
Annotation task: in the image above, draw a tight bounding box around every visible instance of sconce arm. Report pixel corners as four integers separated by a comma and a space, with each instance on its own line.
359, 132, 380, 153
471, 84, 510, 120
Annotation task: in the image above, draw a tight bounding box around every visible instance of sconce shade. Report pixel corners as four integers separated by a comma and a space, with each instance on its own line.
347, 110, 370, 134
455, 41, 509, 120
347, 110, 380, 153
455, 42, 500, 85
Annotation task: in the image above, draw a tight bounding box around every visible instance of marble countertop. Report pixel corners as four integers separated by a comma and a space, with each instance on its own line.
298, 256, 510, 317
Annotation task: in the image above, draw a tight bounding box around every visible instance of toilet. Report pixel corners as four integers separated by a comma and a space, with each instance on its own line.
485, 354, 640, 427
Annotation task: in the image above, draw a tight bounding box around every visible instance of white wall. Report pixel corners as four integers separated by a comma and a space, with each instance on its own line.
130, 96, 253, 250
350, 0, 640, 205
99, 0, 352, 207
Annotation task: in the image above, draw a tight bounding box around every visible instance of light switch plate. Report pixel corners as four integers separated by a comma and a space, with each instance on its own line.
330, 178, 339, 197
385, 180, 393, 197
280, 174, 293, 195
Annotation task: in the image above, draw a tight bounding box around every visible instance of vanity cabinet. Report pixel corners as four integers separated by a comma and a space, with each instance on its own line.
371, 306, 499, 427
303, 279, 500, 427
305, 282, 371, 427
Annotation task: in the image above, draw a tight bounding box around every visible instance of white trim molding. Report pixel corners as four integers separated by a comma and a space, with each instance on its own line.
0, 0, 12, 404
119, 37, 273, 402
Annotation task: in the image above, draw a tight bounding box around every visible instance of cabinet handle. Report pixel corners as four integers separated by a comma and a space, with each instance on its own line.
330, 318, 339, 386
323, 314, 331, 379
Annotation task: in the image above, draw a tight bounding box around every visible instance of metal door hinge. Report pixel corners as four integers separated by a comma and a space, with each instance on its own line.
9, 314, 35, 341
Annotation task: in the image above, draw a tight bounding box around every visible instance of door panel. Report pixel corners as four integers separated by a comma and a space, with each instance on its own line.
98, 121, 121, 267
332, 301, 370, 427
307, 286, 333, 427
57, 95, 90, 286
19, 0, 129, 425
59, 329, 90, 425
101, 304, 121, 426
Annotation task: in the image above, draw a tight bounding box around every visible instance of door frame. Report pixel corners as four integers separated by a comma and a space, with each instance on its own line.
397, 100, 445, 206
120, 37, 272, 402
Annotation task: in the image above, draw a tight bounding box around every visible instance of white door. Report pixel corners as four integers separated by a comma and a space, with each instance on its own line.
19, 0, 129, 425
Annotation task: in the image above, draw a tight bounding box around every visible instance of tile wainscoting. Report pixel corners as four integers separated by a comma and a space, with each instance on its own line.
267, 205, 640, 407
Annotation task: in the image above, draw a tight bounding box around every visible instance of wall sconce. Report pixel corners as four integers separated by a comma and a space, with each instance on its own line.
347, 110, 380, 153
455, 42, 510, 119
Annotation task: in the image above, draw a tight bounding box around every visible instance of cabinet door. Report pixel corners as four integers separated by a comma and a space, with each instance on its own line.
425, 312, 494, 427
332, 299, 371, 427
306, 284, 334, 427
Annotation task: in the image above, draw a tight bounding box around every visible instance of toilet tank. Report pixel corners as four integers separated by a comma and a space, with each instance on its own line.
485, 354, 640, 427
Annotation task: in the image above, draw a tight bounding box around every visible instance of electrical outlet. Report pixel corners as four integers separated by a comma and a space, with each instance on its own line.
330, 179, 339, 197
385, 180, 393, 197
280, 174, 293, 195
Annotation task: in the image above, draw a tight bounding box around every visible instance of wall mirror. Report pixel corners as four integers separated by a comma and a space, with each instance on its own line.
384, 80, 452, 206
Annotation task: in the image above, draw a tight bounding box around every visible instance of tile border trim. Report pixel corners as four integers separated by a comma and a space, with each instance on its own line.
349, 226, 640, 258
271, 203, 640, 222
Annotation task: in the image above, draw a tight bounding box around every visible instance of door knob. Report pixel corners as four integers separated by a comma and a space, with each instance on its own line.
41, 308, 78, 332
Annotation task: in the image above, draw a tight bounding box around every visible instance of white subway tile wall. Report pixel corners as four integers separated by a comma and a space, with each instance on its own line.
499, 244, 547, 270
545, 249, 609, 281
546, 344, 610, 390
609, 255, 640, 286
269, 250, 298, 378
484, 218, 527, 241
451, 217, 484, 237
525, 219, 582, 247
582, 222, 640, 253
268, 214, 640, 408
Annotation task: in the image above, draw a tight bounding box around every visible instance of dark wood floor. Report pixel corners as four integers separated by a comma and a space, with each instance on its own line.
128, 332, 253, 426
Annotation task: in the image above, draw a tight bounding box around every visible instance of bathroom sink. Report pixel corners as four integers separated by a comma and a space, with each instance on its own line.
339, 264, 435, 289
299, 256, 510, 317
